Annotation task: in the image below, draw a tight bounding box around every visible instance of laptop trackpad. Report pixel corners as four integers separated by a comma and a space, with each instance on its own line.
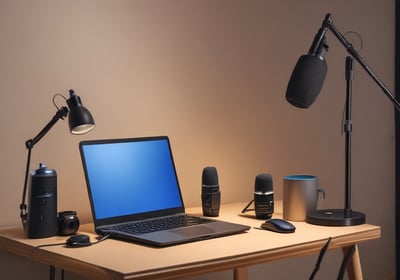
171, 226, 215, 237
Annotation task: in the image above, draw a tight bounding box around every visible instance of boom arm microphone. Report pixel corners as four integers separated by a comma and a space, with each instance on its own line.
285, 13, 400, 227
286, 13, 400, 111
286, 15, 331, 109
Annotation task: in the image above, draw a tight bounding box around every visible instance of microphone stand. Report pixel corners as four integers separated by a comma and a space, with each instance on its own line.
344, 56, 355, 219
306, 56, 365, 225
306, 13, 400, 226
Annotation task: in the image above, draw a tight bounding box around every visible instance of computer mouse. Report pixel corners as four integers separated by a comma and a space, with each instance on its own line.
261, 219, 296, 233
66, 234, 92, 247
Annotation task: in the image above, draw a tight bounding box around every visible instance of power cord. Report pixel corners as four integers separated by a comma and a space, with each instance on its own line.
241, 200, 255, 213
37, 234, 111, 280
309, 237, 332, 280
337, 244, 356, 280
37, 233, 110, 249
309, 238, 358, 280
49, 266, 65, 280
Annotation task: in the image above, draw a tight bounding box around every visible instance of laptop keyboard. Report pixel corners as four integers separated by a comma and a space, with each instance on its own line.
109, 215, 213, 234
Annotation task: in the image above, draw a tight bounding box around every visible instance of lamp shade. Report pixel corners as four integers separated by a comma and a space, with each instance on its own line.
66, 89, 95, 135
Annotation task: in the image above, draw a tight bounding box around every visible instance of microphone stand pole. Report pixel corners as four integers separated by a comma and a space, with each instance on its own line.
344, 56, 355, 219
306, 56, 366, 226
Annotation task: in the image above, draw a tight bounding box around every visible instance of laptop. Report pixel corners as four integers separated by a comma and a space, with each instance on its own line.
79, 136, 250, 247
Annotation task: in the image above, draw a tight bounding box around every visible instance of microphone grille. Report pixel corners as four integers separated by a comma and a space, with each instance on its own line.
286, 54, 327, 108
202, 166, 219, 185
255, 173, 273, 193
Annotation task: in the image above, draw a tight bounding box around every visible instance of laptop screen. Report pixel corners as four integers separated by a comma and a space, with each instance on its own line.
80, 136, 184, 220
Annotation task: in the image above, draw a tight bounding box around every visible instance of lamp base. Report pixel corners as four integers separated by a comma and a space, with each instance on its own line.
306, 209, 366, 226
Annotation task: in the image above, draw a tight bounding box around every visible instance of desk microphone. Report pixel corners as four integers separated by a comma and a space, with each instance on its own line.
254, 174, 274, 219
201, 166, 220, 217
27, 164, 58, 238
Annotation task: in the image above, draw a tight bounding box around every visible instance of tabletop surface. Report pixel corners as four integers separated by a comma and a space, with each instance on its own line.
0, 201, 381, 279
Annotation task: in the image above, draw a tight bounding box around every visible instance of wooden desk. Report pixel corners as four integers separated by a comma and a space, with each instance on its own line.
0, 201, 380, 280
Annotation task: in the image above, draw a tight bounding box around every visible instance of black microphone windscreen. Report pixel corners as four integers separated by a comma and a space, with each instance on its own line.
202, 166, 219, 186
255, 174, 273, 193
286, 54, 327, 108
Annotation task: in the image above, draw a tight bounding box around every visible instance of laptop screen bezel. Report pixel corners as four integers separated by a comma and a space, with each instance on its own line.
79, 136, 186, 228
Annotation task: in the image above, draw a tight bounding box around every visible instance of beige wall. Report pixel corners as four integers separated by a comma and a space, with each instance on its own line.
0, 0, 395, 279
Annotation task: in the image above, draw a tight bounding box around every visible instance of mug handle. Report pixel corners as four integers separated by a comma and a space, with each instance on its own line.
317, 188, 326, 200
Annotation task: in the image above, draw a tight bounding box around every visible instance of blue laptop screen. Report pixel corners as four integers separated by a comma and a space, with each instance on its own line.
80, 138, 183, 220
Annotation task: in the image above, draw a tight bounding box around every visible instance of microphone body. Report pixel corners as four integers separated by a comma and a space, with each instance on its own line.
27, 164, 58, 238
201, 166, 220, 217
254, 174, 274, 219
286, 54, 327, 108
286, 15, 331, 108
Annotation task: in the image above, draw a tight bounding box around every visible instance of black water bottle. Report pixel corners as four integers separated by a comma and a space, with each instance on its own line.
27, 163, 58, 238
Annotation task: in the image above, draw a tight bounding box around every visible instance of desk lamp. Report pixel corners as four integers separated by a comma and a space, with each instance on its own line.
19, 89, 95, 234
286, 13, 400, 226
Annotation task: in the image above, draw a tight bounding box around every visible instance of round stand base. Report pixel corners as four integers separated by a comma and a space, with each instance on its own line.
306, 209, 366, 226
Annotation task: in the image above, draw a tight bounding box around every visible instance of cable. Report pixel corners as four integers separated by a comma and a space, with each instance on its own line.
50, 265, 55, 280
241, 200, 255, 213
93, 233, 111, 244
37, 233, 111, 248
343, 31, 364, 52
337, 244, 356, 280
43, 234, 110, 279
52, 93, 68, 111
49, 266, 64, 280
38, 242, 66, 248
309, 237, 332, 280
